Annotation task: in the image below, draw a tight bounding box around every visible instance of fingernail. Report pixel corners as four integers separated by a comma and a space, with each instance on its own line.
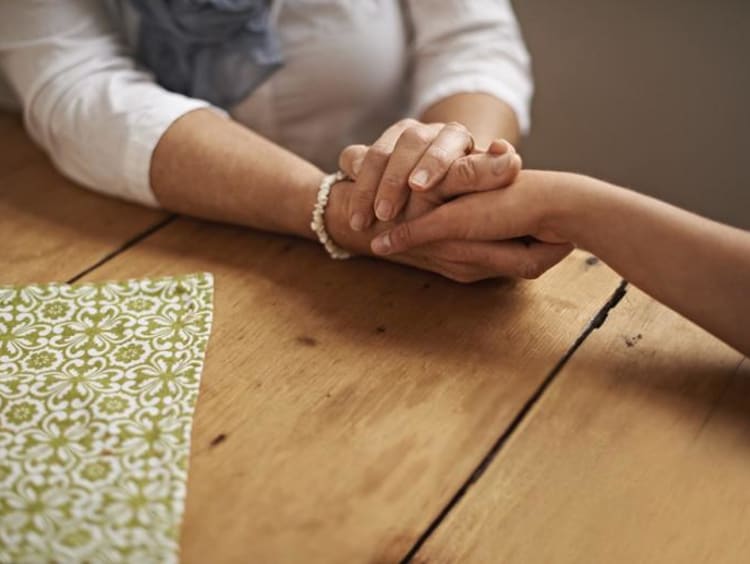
489, 139, 509, 155
375, 200, 393, 221
353, 157, 364, 176
410, 169, 430, 190
371, 232, 391, 254
350, 213, 366, 231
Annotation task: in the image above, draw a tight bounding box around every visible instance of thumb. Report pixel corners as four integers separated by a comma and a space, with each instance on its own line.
371, 189, 524, 255
370, 209, 451, 255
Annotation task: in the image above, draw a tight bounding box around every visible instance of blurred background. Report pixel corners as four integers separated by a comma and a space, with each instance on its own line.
514, 0, 749, 228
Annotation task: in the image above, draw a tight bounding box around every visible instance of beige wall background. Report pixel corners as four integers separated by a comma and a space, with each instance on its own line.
513, 0, 749, 228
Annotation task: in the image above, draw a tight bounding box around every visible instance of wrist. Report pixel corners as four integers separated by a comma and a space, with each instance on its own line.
542, 172, 614, 248
290, 169, 327, 240
324, 179, 375, 256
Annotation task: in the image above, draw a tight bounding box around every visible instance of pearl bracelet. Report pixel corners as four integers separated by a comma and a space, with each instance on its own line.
310, 170, 352, 260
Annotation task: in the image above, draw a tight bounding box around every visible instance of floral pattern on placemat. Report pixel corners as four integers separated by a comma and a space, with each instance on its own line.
0, 273, 214, 563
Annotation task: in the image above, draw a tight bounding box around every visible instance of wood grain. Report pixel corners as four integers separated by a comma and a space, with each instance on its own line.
418, 285, 749, 564
79, 216, 621, 563
0, 130, 167, 284
0, 112, 45, 179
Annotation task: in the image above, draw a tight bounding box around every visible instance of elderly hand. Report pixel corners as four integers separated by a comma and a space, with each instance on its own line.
341, 118, 482, 231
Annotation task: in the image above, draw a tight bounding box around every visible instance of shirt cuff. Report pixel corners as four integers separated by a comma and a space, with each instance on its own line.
122, 96, 223, 208
412, 75, 532, 136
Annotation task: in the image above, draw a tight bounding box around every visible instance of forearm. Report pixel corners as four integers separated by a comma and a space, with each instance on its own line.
151, 109, 324, 239
556, 174, 750, 354
419, 92, 520, 149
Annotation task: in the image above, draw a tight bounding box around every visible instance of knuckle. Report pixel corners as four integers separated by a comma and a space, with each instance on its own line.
401, 125, 432, 146
338, 156, 349, 173
398, 117, 419, 128
453, 122, 475, 150
455, 157, 478, 185
350, 186, 376, 207
425, 145, 452, 169
342, 143, 362, 155
444, 121, 468, 134
339, 145, 362, 169
427, 121, 446, 133
340, 144, 355, 157
444, 122, 472, 144
351, 189, 375, 206
368, 145, 391, 163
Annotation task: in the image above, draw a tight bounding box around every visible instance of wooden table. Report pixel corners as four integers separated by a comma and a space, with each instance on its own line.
2, 112, 748, 563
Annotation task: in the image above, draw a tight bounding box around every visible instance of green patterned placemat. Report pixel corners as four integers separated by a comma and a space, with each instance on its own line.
0, 273, 214, 563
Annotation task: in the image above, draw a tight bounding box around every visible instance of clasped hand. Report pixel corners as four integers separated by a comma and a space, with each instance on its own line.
330, 118, 572, 282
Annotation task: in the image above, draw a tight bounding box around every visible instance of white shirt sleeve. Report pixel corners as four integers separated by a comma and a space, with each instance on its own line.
0, 0, 213, 207
406, 0, 533, 134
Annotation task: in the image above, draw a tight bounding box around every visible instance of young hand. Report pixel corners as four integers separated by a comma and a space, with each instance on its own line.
369, 170, 576, 279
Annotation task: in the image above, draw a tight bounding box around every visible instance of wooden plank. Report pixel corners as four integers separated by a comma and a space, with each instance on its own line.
79, 216, 621, 563
0, 156, 167, 284
0, 112, 46, 178
418, 285, 749, 564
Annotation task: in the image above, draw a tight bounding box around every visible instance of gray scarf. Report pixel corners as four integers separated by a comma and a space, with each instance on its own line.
129, 0, 283, 108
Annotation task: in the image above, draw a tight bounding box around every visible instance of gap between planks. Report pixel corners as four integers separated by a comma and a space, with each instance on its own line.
400, 279, 630, 564
58, 221, 633, 563
66, 215, 177, 284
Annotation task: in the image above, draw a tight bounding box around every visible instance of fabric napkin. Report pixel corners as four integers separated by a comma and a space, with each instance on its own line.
0, 273, 213, 562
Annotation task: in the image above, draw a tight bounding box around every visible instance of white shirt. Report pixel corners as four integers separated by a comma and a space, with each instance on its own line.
0, 0, 532, 207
